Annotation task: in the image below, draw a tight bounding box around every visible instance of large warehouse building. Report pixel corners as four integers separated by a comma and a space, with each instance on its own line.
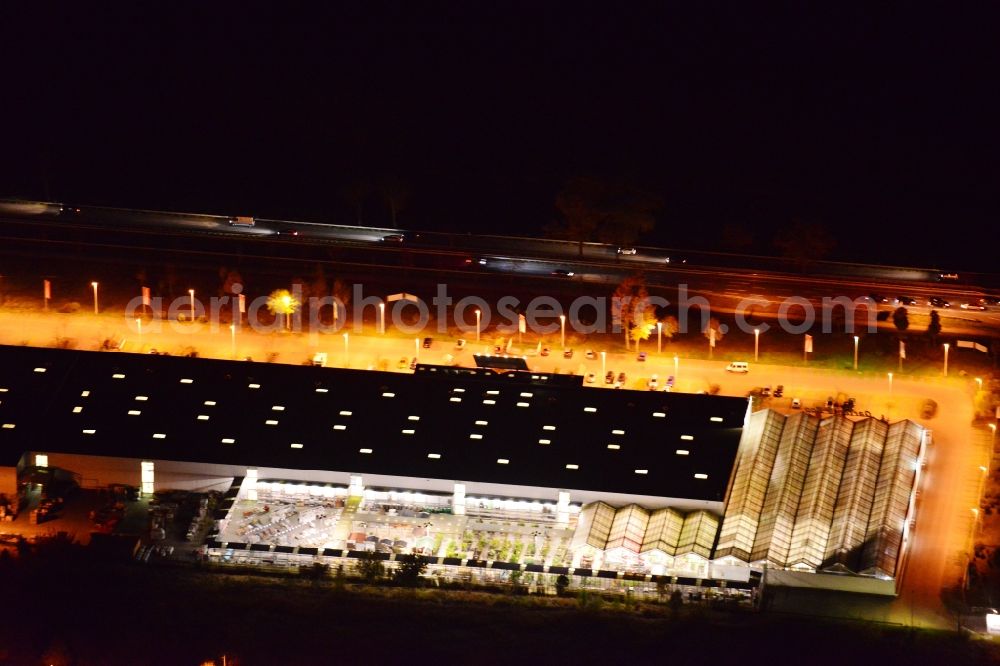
0, 344, 924, 595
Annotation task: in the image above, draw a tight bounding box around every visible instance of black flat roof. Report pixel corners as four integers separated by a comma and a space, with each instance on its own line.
0, 345, 746, 502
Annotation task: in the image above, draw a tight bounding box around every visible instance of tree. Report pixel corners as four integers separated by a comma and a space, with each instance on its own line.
611, 274, 648, 349
659, 315, 679, 342
703, 318, 725, 357
551, 176, 661, 256
773, 220, 836, 269
357, 551, 385, 583
266, 289, 300, 330
892, 307, 909, 333
392, 554, 426, 587
720, 223, 754, 253
220, 268, 244, 297
339, 179, 373, 225
380, 176, 410, 227
629, 301, 658, 346
927, 309, 942, 342
668, 589, 684, 613
555, 573, 570, 596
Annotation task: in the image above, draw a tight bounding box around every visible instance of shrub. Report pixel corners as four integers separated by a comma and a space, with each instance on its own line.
920, 399, 938, 419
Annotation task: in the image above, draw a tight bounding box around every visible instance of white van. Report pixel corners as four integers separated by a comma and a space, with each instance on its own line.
725, 361, 749, 373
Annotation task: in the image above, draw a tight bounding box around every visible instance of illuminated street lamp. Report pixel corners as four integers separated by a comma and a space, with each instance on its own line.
601, 351, 606, 379
943, 342, 950, 377
975, 377, 983, 391
229, 324, 236, 359
853, 335, 860, 371
343, 332, 349, 366
674, 354, 679, 381
91, 282, 99, 314
754, 328, 760, 363
414, 337, 420, 360
136, 317, 142, 348
189, 289, 196, 322
657, 321, 663, 354
559, 314, 566, 350
475, 309, 481, 343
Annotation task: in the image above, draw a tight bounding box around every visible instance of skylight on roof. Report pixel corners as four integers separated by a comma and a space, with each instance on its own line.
315, 388, 328, 393
112, 373, 125, 379
710, 417, 724, 422
539, 439, 551, 445
248, 383, 260, 389
0, 388, 8, 393
402, 429, 415, 435
694, 473, 708, 479
543, 425, 556, 431
497, 458, 509, 465
566, 464, 579, 470
520, 392, 533, 398
408, 415, 420, 421
680, 435, 694, 441
428, 453, 441, 459
221, 438, 235, 444
486, 390, 499, 395
272, 405, 285, 411
475, 420, 488, 426
516, 402, 529, 408
128, 410, 141, 416
653, 412, 666, 418
72, 406, 83, 414
450, 397, 462, 403
153, 433, 166, 439
584, 407, 597, 413
382, 392, 395, 398
359, 448, 372, 454
82, 429, 95, 434
265, 420, 279, 426
333, 425, 347, 431
197, 415, 209, 421
611, 429, 625, 435
470, 434, 483, 440
676, 449, 689, 456
607, 444, 620, 450
33, 368, 46, 373
135, 396, 148, 401
483, 399, 496, 405
635, 469, 648, 475
1, 423, 15, 429
179, 378, 193, 384
339, 410, 352, 416
290, 443, 304, 449
204, 400, 217, 406
452, 388, 465, 393
80, 390, 89, 397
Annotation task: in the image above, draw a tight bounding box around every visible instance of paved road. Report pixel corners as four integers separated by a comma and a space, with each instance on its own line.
0, 308, 987, 628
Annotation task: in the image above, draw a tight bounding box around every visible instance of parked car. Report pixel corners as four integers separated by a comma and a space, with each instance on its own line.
409, 357, 418, 370
563, 349, 573, 359
774, 384, 784, 398
665, 375, 675, 388
725, 361, 750, 373
617, 372, 627, 384
761, 386, 771, 398
586, 373, 596, 384
895, 296, 917, 306
791, 398, 802, 409
397, 357, 409, 369
928, 297, 951, 308
541, 347, 551, 357
648, 375, 659, 390
422, 337, 433, 349
637, 351, 647, 362
455, 339, 466, 350
605, 371, 615, 384
585, 350, 597, 360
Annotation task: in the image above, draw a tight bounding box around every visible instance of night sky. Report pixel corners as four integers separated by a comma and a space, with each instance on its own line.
1, 4, 997, 270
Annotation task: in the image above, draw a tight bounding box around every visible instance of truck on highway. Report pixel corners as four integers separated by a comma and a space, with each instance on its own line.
228, 216, 255, 227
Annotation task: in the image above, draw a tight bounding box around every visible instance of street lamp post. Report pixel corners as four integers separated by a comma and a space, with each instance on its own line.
888, 372, 893, 403
475, 309, 481, 343
415, 337, 420, 361
379, 303, 385, 335
943, 342, 950, 377
91, 282, 99, 314
674, 354, 679, 381
975, 377, 983, 391
754, 328, 760, 363
343, 332, 349, 366
136, 317, 142, 349
189, 289, 195, 323
657, 322, 663, 354
601, 351, 606, 379
853, 335, 860, 371
230, 324, 236, 359
559, 314, 566, 350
